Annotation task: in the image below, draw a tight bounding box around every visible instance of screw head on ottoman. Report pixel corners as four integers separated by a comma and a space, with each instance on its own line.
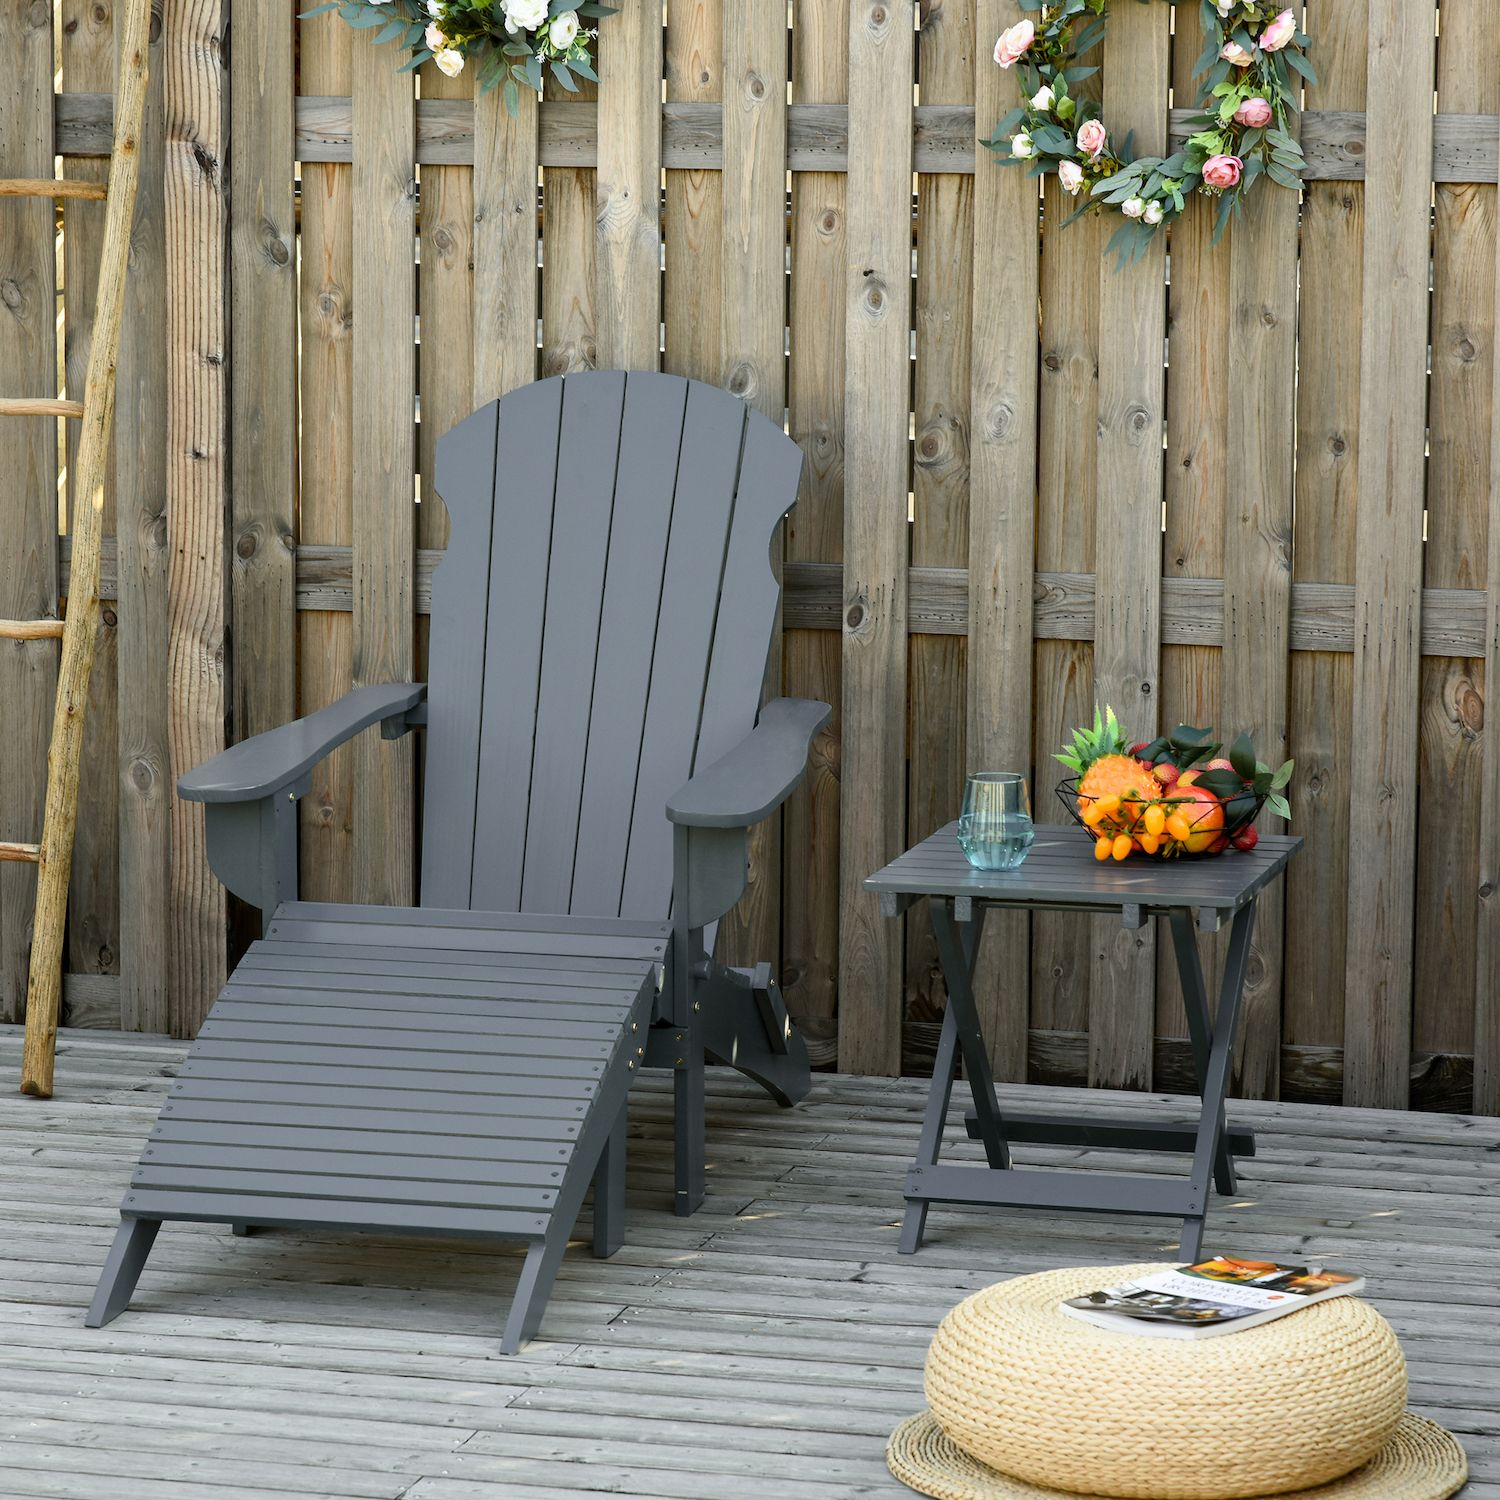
888, 1264, 1467, 1500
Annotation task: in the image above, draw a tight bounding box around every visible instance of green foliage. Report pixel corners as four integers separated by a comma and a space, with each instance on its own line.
303, 0, 613, 113
982, 0, 1316, 266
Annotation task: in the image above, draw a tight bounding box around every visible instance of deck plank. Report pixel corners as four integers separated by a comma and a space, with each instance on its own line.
0, 1026, 1494, 1498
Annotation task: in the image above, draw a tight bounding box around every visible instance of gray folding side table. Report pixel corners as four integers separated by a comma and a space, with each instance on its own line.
866, 825, 1301, 1261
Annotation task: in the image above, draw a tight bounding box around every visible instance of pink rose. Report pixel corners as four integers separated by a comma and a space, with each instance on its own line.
1057, 159, 1084, 195
993, 19, 1034, 68
1259, 8, 1296, 52
1076, 119, 1108, 162
1220, 40, 1253, 66
1233, 96, 1272, 128
1202, 154, 1243, 189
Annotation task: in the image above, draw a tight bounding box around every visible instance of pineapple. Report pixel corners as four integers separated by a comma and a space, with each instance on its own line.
1056, 706, 1159, 829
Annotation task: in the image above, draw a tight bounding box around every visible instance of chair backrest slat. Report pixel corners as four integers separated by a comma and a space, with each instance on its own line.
420, 371, 802, 922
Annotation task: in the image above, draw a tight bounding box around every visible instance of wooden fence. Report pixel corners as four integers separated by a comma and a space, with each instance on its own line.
3, 0, 1499, 1114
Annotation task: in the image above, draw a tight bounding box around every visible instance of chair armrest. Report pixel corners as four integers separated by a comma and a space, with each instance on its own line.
666, 698, 832, 829
178, 683, 427, 804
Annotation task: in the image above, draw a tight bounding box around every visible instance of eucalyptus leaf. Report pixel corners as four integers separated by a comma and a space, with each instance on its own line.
1267, 792, 1292, 821
1229, 732, 1257, 781
1271, 760, 1294, 790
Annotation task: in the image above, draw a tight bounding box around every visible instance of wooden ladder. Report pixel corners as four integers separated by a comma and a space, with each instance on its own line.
4, 0, 152, 1098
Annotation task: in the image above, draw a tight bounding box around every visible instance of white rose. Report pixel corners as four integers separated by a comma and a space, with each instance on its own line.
1057, 159, 1084, 195
1121, 196, 1145, 219
1142, 200, 1163, 225
1011, 132, 1035, 160
424, 22, 446, 51
434, 46, 464, 77
426, 0, 441, 13
1216, 0, 1234, 14
1030, 84, 1054, 111
549, 9, 580, 49
503, 0, 549, 33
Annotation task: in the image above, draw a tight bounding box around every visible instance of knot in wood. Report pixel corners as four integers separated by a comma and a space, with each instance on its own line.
745, 71, 766, 102
25, 0, 48, 27
262, 220, 290, 267
0, 278, 23, 312
102, 608, 118, 628
235, 529, 258, 560
819, 208, 840, 236
1042, 352, 1062, 371
984, 401, 1013, 442
92, 0, 111, 23
1456, 679, 1483, 735
861, 278, 888, 319
727, 360, 755, 398
1259, 305, 1276, 328
1328, 432, 1347, 457
869, 3, 889, 30
1456, 335, 1477, 363
1124, 403, 1152, 440
432, 225, 456, 256
845, 601, 866, 632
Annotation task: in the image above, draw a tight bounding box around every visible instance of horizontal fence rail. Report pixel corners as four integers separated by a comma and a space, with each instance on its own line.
10, 0, 1500, 1118
54, 93, 1500, 182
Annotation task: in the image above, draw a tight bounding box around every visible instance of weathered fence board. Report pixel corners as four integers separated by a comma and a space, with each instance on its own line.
967, 0, 1035, 1085
782, 0, 847, 1067
1416, 0, 1493, 1064
163, 0, 228, 1035
1344, 0, 1437, 1109
10, 0, 1500, 1117
1088, 0, 1168, 1091
114, 0, 169, 1036
0, 0, 59, 1027
349, 32, 416, 909
1286, 0, 1367, 1076
837, 0, 914, 1076
907, 0, 975, 1060
61, 0, 120, 999
298, 12, 357, 909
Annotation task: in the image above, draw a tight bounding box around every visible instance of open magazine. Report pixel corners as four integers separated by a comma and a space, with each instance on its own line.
1060, 1256, 1364, 1339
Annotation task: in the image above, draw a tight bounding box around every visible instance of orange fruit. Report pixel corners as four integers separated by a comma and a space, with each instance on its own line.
1143, 803, 1166, 838
1111, 834, 1133, 862
1174, 786, 1226, 854
1094, 835, 1113, 861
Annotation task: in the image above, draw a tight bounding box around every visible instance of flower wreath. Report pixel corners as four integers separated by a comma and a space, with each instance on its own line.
304, 0, 614, 114
983, 1, 1316, 265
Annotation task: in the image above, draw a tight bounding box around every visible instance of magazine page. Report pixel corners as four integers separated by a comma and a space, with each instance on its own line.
1062, 1257, 1363, 1333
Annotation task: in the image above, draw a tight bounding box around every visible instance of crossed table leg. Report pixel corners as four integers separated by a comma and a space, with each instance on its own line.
900, 895, 1258, 1262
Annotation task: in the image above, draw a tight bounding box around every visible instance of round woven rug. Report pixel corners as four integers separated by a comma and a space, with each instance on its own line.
887, 1410, 1468, 1500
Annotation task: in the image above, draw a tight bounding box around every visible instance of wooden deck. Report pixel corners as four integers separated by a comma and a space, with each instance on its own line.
1, 1026, 1495, 1498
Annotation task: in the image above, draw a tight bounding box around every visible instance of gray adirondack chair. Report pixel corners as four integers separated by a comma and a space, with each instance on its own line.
86, 371, 829, 1352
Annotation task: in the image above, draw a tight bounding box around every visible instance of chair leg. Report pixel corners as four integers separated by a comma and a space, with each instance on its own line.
592, 1103, 627, 1259
501, 1234, 569, 1355
86, 1217, 160, 1328
674, 1028, 706, 1217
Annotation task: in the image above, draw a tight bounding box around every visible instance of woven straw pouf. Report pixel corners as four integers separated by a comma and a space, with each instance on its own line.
889, 1264, 1466, 1500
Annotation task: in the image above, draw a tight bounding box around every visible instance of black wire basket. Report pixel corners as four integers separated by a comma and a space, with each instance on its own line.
1055, 777, 1265, 858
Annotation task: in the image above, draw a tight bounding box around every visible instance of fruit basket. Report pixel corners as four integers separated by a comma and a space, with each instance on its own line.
1054, 709, 1292, 862
1056, 778, 1266, 859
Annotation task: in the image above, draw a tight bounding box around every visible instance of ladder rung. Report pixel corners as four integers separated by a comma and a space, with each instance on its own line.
0, 842, 41, 864
0, 397, 85, 419
0, 177, 107, 202
0, 619, 64, 641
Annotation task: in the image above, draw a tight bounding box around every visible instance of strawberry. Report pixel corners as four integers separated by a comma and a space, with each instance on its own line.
1231, 825, 1259, 852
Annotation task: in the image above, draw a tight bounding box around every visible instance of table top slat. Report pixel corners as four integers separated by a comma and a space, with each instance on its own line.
867, 824, 1301, 911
